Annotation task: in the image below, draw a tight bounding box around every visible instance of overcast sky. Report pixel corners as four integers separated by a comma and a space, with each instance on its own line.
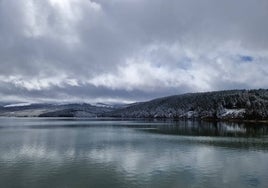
0, 0, 268, 103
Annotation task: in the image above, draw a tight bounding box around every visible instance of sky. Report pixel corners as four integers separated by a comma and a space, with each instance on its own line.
0, 0, 268, 104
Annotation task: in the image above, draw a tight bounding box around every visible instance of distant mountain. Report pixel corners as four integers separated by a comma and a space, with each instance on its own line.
0, 103, 113, 117
39, 103, 116, 117
108, 89, 268, 120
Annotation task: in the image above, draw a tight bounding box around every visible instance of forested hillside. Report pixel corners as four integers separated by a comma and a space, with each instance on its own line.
108, 89, 268, 120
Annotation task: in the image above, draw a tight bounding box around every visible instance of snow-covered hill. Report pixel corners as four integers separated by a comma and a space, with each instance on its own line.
108, 89, 268, 120
0, 103, 113, 117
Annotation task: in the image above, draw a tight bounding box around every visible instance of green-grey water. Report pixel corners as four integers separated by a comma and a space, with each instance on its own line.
0, 118, 268, 188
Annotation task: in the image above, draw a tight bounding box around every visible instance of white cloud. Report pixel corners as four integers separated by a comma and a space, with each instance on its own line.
0, 74, 79, 91
89, 58, 191, 91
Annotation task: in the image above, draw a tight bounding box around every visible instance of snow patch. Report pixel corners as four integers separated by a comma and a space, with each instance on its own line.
92, 103, 113, 108
224, 108, 245, 115
221, 108, 246, 118
4, 103, 32, 108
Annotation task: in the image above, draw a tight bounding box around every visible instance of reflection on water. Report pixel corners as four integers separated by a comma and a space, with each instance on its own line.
142, 120, 268, 137
1, 118, 268, 137
0, 118, 268, 188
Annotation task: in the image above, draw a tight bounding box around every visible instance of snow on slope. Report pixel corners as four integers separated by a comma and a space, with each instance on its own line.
4, 103, 32, 108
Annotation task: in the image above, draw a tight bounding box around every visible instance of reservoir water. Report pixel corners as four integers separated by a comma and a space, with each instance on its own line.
0, 118, 268, 188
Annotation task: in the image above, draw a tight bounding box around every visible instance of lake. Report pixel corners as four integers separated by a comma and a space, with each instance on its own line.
0, 118, 268, 188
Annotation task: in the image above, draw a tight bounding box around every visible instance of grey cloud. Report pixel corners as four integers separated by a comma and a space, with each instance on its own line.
0, 80, 188, 103
0, 0, 268, 103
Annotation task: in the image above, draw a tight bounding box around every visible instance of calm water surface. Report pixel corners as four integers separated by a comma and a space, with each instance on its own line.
0, 118, 268, 188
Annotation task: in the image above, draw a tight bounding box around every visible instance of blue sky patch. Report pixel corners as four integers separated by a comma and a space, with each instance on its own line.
240, 55, 254, 62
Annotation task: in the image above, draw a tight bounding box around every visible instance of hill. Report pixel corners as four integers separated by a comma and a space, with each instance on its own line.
108, 89, 268, 120
0, 103, 113, 117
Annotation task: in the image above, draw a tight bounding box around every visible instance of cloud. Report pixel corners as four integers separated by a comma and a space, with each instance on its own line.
0, 0, 268, 103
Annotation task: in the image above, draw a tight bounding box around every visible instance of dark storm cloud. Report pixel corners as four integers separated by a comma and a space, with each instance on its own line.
0, 0, 268, 103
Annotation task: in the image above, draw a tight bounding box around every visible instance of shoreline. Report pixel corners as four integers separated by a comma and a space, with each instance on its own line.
1, 115, 268, 125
